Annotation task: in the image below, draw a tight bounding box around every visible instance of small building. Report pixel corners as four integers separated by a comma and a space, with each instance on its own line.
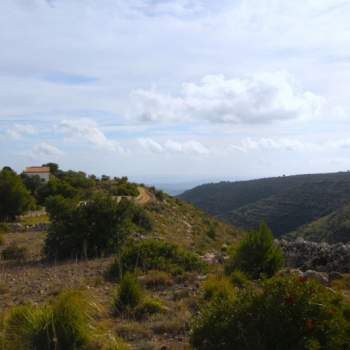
23, 166, 50, 182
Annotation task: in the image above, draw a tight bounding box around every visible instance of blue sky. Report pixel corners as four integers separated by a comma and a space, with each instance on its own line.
1, 0, 350, 183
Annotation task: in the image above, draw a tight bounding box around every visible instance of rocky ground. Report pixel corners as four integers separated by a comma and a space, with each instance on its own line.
278, 238, 350, 273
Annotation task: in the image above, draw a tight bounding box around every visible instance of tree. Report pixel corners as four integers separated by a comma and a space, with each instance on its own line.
0, 168, 34, 221
191, 274, 350, 350
44, 194, 152, 260
42, 162, 60, 176
225, 223, 283, 279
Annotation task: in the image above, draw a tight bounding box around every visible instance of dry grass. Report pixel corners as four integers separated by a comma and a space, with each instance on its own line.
0, 229, 204, 349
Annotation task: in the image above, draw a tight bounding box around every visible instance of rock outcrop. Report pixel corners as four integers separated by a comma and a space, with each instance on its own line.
277, 238, 350, 273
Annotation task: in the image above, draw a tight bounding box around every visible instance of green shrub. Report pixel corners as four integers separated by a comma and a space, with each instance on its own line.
225, 223, 284, 279
202, 276, 235, 302
191, 274, 350, 350
1, 243, 28, 261
135, 297, 165, 319
229, 270, 250, 289
108, 239, 207, 280
3, 289, 96, 350
113, 273, 143, 313
44, 194, 152, 260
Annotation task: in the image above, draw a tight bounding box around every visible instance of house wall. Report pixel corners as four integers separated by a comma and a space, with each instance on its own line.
26, 172, 50, 182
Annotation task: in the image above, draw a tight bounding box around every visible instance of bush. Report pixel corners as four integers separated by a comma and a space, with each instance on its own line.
44, 194, 152, 260
113, 273, 143, 314
225, 223, 284, 279
3, 289, 96, 350
1, 243, 28, 261
202, 276, 235, 302
0, 234, 4, 246
0, 168, 34, 221
191, 274, 350, 350
229, 270, 250, 289
108, 239, 207, 280
135, 297, 165, 319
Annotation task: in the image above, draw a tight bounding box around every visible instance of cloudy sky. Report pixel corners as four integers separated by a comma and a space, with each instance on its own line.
1, 0, 350, 183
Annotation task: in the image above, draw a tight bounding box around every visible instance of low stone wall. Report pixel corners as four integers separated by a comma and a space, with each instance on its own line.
277, 238, 350, 273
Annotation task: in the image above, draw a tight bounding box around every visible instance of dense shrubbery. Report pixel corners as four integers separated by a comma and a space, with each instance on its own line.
113, 273, 143, 314
113, 273, 165, 319
191, 274, 350, 350
0, 168, 34, 221
108, 239, 207, 279
44, 194, 152, 260
225, 223, 284, 279
2, 290, 96, 350
202, 276, 235, 302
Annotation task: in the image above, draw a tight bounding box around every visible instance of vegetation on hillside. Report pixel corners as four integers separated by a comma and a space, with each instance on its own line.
289, 203, 350, 243
108, 239, 207, 280
191, 274, 350, 350
180, 172, 350, 238
225, 223, 284, 279
45, 194, 152, 260
0, 168, 34, 221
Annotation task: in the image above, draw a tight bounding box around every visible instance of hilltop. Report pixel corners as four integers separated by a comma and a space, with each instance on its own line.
179, 171, 350, 238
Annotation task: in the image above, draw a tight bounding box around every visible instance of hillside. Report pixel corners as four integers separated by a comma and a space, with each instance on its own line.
288, 203, 350, 243
180, 172, 350, 237
0, 185, 241, 349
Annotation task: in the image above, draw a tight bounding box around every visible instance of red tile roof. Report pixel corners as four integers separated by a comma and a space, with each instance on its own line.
24, 166, 50, 174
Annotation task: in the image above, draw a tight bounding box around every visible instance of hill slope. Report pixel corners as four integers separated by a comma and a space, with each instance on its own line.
179, 172, 350, 237
288, 203, 350, 243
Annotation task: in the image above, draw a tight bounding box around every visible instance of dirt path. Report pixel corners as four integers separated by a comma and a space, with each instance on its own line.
135, 186, 153, 205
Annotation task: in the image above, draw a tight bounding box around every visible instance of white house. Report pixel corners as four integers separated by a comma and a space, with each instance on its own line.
23, 166, 50, 182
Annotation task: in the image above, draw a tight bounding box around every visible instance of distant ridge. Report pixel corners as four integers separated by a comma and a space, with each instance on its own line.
179, 171, 350, 239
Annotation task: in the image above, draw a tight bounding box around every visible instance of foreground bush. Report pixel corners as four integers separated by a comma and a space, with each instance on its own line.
113, 273, 143, 314
108, 239, 207, 279
3, 289, 96, 350
191, 274, 350, 350
225, 223, 284, 279
44, 194, 152, 260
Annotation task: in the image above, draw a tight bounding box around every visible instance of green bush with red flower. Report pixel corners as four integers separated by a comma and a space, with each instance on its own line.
190, 274, 350, 350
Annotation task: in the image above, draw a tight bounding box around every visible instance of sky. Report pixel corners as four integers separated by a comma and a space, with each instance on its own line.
1, 0, 350, 184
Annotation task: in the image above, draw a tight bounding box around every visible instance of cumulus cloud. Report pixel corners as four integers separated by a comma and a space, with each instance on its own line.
6, 123, 36, 139
59, 119, 125, 153
32, 142, 63, 157
131, 72, 326, 124
138, 138, 209, 155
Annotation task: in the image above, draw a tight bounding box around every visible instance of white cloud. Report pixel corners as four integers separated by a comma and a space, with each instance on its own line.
164, 140, 209, 154
138, 138, 209, 155
231, 137, 319, 153
6, 123, 36, 139
33, 142, 63, 157
231, 137, 350, 153
59, 119, 125, 153
138, 138, 164, 153
131, 72, 326, 124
